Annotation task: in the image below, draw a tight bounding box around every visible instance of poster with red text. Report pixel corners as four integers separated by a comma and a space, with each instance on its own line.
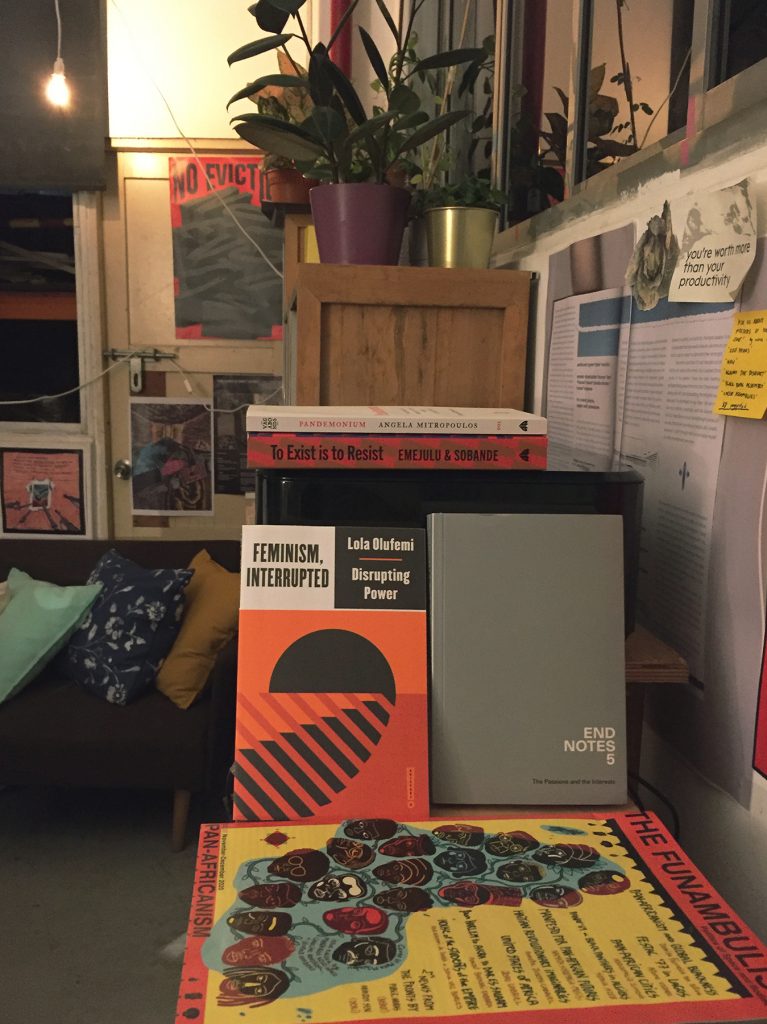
169, 155, 282, 341
234, 525, 429, 824
176, 810, 767, 1023
0, 447, 86, 536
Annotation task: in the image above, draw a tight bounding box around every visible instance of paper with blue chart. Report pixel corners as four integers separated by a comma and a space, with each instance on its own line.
547, 288, 735, 683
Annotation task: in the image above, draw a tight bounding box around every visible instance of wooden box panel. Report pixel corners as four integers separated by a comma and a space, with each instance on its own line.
291, 264, 531, 407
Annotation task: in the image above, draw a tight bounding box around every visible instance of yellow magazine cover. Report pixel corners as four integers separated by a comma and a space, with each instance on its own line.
175, 811, 767, 1023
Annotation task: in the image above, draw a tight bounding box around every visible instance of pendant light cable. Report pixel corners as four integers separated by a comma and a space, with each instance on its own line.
54, 0, 63, 60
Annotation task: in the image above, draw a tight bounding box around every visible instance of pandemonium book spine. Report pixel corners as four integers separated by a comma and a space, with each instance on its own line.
245, 404, 547, 435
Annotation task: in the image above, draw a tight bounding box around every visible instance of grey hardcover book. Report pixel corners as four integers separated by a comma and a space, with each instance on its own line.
429, 513, 627, 804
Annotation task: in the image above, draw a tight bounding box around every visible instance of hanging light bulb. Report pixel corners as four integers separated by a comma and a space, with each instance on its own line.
46, 56, 70, 107
45, 0, 71, 108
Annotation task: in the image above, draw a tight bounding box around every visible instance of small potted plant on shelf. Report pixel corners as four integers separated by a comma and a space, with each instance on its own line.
414, 176, 508, 269
227, 0, 481, 265
407, 26, 505, 268
229, 49, 318, 207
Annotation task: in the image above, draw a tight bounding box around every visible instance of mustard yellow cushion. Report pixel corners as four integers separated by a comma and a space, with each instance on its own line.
156, 549, 240, 709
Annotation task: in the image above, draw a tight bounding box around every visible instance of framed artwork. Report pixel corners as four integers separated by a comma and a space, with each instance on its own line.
213, 373, 282, 495
0, 446, 87, 536
130, 398, 214, 516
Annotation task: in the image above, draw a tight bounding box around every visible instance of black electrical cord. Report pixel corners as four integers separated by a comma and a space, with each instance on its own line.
627, 781, 645, 814
629, 770, 681, 841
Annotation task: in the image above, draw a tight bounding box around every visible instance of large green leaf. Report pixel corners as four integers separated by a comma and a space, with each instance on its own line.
346, 110, 395, 144
304, 106, 348, 145
395, 109, 469, 154
393, 110, 429, 132
458, 60, 482, 98
249, 0, 307, 32
227, 33, 294, 66
227, 74, 307, 109
231, 114, 325, 161
249, 1, 291, 33
308, 44, 334, 106
324, 58, 368, 125
389, 84, 420, 114
413, 48, 486, 72
359, 26, 389, 95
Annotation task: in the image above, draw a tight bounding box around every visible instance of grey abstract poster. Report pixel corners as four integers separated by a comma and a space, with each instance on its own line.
169, 156, 283, 340
214, 374, 282, 495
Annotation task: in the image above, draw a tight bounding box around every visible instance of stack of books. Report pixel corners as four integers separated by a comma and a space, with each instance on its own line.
245, 405, 548, 470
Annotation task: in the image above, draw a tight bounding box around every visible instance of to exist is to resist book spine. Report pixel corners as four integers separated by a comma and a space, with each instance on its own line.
176, 810, 767, 1024
245, 405, 547, 436
234, 524, 429, 825
246, 433, 547, 470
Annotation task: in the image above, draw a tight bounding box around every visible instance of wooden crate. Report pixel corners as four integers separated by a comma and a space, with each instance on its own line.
285, 264, 531, 407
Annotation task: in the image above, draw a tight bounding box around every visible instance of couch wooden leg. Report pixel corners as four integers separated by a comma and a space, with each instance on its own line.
172, 789, 192, 852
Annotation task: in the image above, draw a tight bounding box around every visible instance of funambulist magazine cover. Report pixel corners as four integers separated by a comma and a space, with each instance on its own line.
175, 811, 767, 1023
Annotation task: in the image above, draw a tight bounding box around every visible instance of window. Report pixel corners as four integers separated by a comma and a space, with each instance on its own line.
715, 0, 767, 83
498, 0, 696, 221
0, 194, 80, 424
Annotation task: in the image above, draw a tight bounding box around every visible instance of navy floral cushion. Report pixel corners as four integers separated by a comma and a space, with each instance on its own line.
60, 550, 193, 706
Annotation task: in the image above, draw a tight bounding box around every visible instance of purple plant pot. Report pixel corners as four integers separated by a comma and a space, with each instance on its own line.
309, 183, 411, 265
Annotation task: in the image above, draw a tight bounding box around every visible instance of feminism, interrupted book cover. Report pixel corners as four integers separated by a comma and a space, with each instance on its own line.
234, 525, 429, 822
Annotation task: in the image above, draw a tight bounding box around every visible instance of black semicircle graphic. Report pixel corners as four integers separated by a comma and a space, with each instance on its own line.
269, 629, 396, 704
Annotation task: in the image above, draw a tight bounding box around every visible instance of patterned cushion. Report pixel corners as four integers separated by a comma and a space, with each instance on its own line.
60, 550, 192, 706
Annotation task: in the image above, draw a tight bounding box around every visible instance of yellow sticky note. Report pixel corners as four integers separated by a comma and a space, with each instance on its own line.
713, 311, 767, 418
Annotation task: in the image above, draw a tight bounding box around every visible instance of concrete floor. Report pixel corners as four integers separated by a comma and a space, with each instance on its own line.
1, 786, 211, 1024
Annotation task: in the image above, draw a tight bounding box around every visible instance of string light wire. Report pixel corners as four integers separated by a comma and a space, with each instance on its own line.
169, 358, 283, 412
54, 0, 63, 60
0, 353, 136, 408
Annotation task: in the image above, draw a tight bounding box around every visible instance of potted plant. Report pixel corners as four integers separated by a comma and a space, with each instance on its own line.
415, 176, 508, 269
407, 26, 504, 268
227, 0, 481, 265
234, 50, 318, 206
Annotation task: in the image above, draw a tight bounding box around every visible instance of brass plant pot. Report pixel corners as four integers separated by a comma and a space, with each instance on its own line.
424, 205, 498, 269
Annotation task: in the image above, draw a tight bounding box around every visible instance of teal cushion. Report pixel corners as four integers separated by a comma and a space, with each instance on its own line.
0, 569, 102, 704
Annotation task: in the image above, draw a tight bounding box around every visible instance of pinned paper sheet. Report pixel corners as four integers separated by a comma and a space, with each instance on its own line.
713, 311, 767, 418
669, 180, 756, 303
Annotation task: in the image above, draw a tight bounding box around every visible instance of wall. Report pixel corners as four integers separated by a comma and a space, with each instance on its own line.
493, 104, 767, 942
107, 0, 317, 140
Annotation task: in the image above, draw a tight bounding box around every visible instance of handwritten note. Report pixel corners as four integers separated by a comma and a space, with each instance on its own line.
713, 311, 767, 418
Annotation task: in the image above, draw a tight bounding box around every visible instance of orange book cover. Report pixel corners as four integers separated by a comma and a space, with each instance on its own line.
233, 525, 429, 823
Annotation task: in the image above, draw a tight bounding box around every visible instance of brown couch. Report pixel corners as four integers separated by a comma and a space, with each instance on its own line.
0, 539, 240, 849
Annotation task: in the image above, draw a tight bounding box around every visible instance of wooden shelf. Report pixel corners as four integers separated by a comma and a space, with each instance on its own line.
625, 624, 689, 684
287, 264, 531, 407
0, 291, 77, 321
